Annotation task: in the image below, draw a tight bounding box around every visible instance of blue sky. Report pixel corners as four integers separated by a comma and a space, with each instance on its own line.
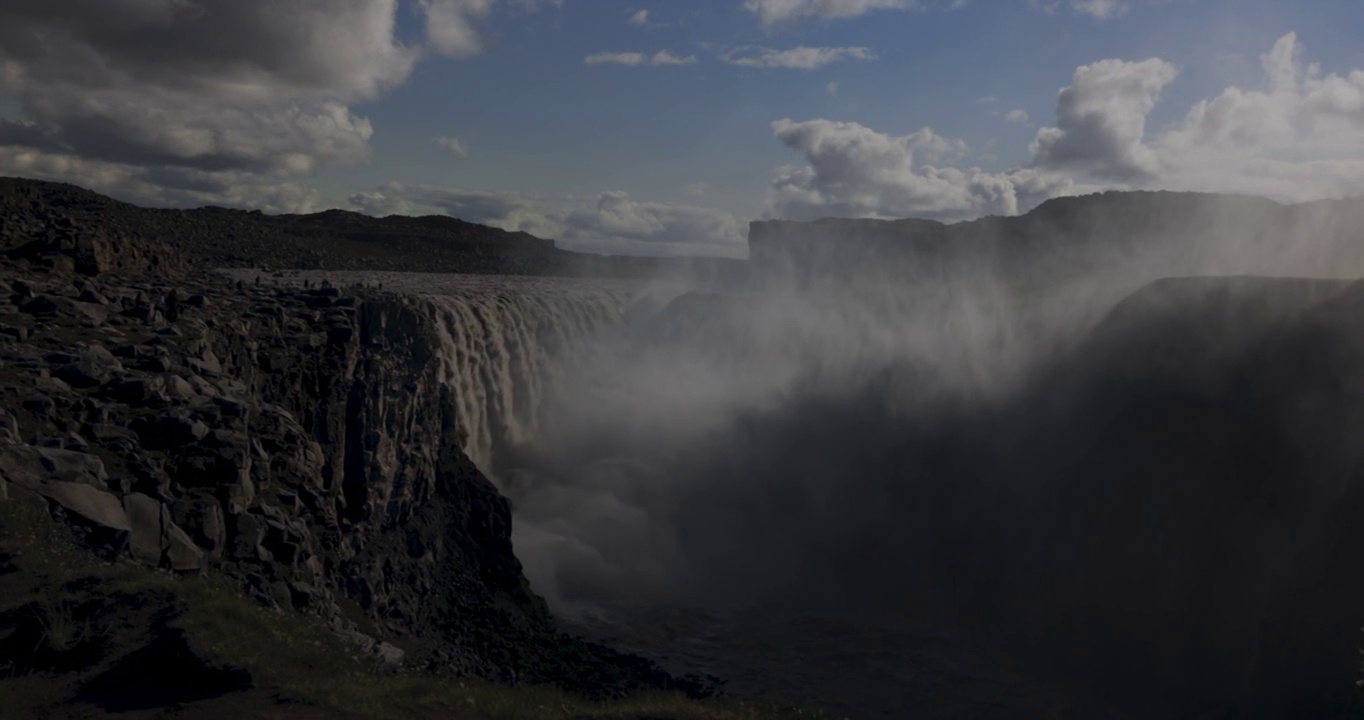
2, 0, 1363, 256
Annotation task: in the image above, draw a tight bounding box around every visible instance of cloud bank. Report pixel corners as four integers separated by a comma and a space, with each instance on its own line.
765, 33, 1364, 222
0, 0, 543, 211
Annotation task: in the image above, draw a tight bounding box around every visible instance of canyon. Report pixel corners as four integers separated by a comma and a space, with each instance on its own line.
4, 177, 1364, 718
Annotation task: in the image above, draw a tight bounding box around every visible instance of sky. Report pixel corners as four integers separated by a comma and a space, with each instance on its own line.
1, 0, 1363, 257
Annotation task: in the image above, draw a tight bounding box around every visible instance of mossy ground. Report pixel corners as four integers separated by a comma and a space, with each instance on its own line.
0, 500, 830, 720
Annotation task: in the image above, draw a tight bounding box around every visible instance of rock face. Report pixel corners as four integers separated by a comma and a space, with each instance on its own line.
0, 260, 692, 696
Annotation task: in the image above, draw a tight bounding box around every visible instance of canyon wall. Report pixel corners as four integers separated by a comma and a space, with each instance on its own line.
0, 265, 688, 697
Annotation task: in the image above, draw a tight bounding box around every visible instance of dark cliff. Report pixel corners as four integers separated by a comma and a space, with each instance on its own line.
0, 262, 690, 698
748, 191, 1364, 286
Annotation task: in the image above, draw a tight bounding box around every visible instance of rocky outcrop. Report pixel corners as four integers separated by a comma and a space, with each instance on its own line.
0, 260, 697, 697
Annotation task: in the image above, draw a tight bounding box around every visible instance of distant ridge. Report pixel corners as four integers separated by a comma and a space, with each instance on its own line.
748, 190, 1364, 284
0, 176, 747, 282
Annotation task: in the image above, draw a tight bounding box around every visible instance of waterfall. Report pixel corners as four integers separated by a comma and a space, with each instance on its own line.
421, 281, 628, 479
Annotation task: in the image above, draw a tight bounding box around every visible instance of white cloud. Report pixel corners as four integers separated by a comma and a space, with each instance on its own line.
348, 183, 746, 256
766, 32, 1364, 225
1004, 109, 1031, 124
628, 9, 650, 25
0, 0, 550, 207
1030, 32, 1364, 201
743, 0, 921, 26
586, 52, 647, 66
723, 46, 875, 70
683, 182, 711, 197
764, 117, 1075, 221
433, 135, 469, 158
827, 81, 840, 96
1030, 57, 1177, 181
585, 50, 697, 66
1030, 0, 1130, 19
419, 0, 493, 58
651, 50, 698, 66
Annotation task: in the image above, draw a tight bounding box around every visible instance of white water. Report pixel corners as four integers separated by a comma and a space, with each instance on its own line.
421, 283, 626, 475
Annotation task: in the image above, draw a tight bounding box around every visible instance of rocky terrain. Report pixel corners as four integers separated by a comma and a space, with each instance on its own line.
9, 175, 1364, 719
0, 186, 742, 717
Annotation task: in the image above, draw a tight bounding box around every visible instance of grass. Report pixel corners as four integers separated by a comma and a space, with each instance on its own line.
0, 500, 831, 720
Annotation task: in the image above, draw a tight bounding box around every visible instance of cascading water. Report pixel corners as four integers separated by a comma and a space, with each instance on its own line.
420, 281, 628, 478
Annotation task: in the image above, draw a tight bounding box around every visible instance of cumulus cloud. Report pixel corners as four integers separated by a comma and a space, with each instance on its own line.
348, 183, 747, 256
723, 46, 875, 70
433, 135, 470, 158
585, 50, 697, 66
628, 9, 650, 25
1030, 57, 1177, 181
774, 32, 1364, 225
765, 117, 1075, 221
743, 0, 921, 26
1004, 109, 1031, 124
419, 0, 494, 58
0, 0, 545, 208
1031, 32, 1364, 201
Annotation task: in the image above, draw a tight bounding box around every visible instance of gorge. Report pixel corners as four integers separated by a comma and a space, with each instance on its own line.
6, 178, 1364, 719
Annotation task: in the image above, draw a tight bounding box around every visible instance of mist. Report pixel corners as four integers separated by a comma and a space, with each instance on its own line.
499, 191, 1364, 715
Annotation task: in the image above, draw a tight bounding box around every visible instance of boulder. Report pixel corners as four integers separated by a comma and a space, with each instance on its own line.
122, 492, 165, 565
39, 481, 131, 557
165, 522, 206, 572
0, 445, 109, 491
164, 374, 196, 401
375, 642, 405, 666
121, 492, 206, 572
56, 359, 111, 389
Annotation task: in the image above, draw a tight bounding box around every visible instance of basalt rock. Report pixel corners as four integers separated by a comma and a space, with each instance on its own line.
0, 259, 686, 699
